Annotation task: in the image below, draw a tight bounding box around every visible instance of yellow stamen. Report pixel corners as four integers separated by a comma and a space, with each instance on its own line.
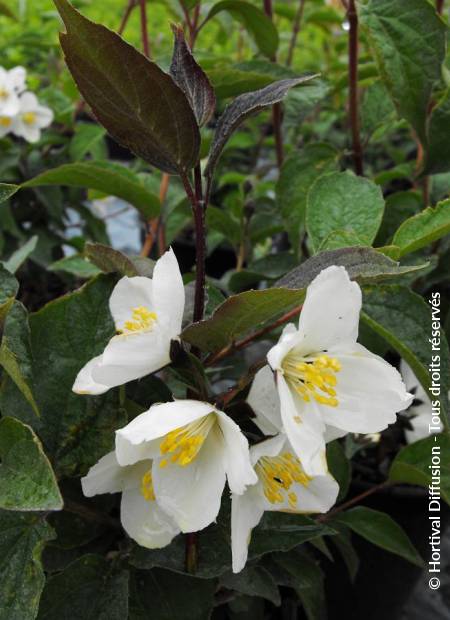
22, 111, 37, 125
140, 470, 155, 501
119, 306, 157, 334
283, 353, 341, 407
159, 414, 215, 467
0, 116, 11, 127
0, 88, 8, 100
256, 452, 312, 508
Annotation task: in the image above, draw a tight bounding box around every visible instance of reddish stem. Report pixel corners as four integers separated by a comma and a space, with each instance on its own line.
139, 0, 151, 58
286, 0, 306, 67
318, 481, 392, 522
347, 0, 363, 175
118, 0, 138, 35
436, 0, 444, 14
205, 305, 302, 367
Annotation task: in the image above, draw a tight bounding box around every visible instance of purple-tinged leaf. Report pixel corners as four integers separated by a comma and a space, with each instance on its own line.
204, 75, 317, 178
170, 24, 216, 127
54, 0, 200, 175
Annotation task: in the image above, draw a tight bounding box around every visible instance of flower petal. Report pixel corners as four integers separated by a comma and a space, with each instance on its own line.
72, 356, 110, 395
152, 431, 226, 532
297, 266, 361, 353
90, 329, 171, 387
152, 248, 185, 337
115, 400, 213, 466
262, 472, 339, 514
277, 373, 328, 476
247, 366, 282, 435
216, 411, 258, 494
231, 484, 265, 573
81, 451, 151, 496
267, 323, 301, 371
121, 487, 180, 548
320, 345, 413, 433
8, 66, 26, 92
109, 276, 154, 331
250, 434, 286, 466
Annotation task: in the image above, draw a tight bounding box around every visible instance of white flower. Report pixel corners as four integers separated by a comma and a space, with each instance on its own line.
0, 66, 26, 116
231, 434, 339, 573
115, 399, 258, 532
265, 266, 412, 476
82, 450, 180, 548
400, 360, 444, 443
73, 248, 185, 395
11, 92, 53, 143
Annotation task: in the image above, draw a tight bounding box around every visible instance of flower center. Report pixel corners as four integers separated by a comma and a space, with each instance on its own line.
159, 414, 215, 468
0, 116, 11, 127
119, 306, 157, 334
140, 470, 155, 502
256, 452, 312, 509
283, 353, 341, 407
22, 112, 37, 125
0, 88, 9, 101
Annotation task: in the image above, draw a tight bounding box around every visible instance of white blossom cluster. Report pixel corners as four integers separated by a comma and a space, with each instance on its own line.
76, 250, 414, 573
0, 66, 53, 143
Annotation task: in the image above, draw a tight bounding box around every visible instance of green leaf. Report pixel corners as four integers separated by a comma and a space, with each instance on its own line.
375, 191, 423, 246
0, 275, 126, 476
362, 285, 450, 429
276, 143, 339, 249
306, 171, 385, 252
3, 236, 38, 274
84, 242, 140, 277
0, 265, 18, 306
329, 524, 359, 582
129, 568, 215, 620
392, 199, 450, 257
205, 0, 279, 59
219, 566, 281, 606
38, 555, 129, 620
205, 75, 317, 178
54, 0, 200, 174
318, 230, 365, 251
206, 206, 241, 247
0, 161, 161, 219
69, 122, 107, 161
181, 288, 304, 353
0, 302, 40, 417
332, 507, 423, 567
423, 87, 450, 175
0, 417, 62, 511
49, 255, 102, 279
0, 184, 18, 203
389, 434, 450, 505
276, 246, 427, 289
0, 510, 54, 620
273, 550, 326, 620
170, 25, 216, 127
359, 0, 446, 145
327, 440, 351, 502
131, 505, 335, 579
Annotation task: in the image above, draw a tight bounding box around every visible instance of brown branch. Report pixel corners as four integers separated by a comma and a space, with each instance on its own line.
286, 0, 306, 67
139, 0, 151, 57
118, 0, 138, 35
205, 305, 302, 367
318, 480, 392, 522
141, 173, 170, 257
436, 0, 444, 15
347, 0, 363, 175
216, 358, 267, 408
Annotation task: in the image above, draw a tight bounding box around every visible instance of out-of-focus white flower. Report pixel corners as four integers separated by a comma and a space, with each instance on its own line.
400, 361, 444, 443
115, 399, 257, 532
11, 92, 53, 143
231, 434, 339, 573
73, 248, 185, 395
82, 450, 180, 548
262, 266, 412, 476
0, 66, 26, 116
